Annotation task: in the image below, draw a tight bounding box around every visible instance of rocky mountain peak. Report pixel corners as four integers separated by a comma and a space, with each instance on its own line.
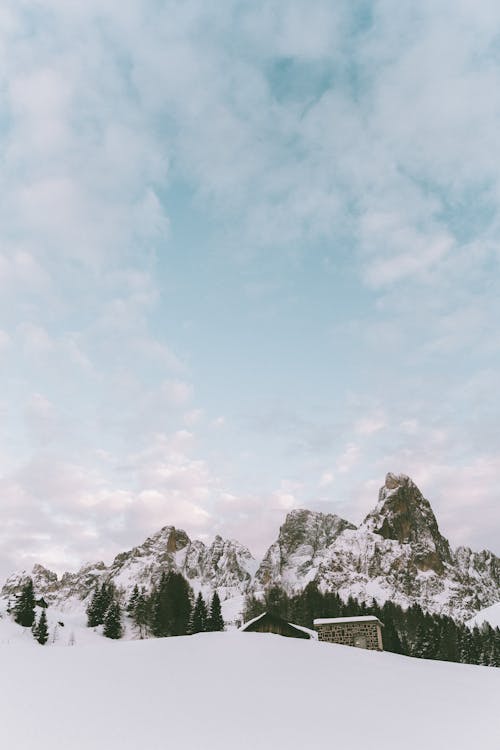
148, 525, 190, 552
254, 508, 356, 589
278, 509, 356, 555
383, 472, 411, 490
1, 472, 499, 622
362, 472, 452, 573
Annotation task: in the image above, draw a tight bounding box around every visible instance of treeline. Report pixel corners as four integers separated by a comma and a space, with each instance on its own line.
87, 571, 225, 639
244, 583, 500, 667
7, 578, 49, 645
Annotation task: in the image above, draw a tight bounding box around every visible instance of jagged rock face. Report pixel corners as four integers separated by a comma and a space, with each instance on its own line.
253, 474, 500, 620
58, 562, 108, 600
452, 546, 500, 611
363, 473, 452, 573
108, 528, 256, 597
3, 564, 62, 602
204, 535, 257, 588
2, 473, 499, 621
1, 527, 257, 607
255, 509, 356, 588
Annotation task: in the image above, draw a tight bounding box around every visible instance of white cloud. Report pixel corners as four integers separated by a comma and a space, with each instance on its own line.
17, 322, 54, 356
355, 412, 387, 436
183, 409, 204, 426
319, 471, 334, 488
160, 380, 193, 408
0, 330, 11, 353
336, 442, 361, 474
0, 1, 499, 576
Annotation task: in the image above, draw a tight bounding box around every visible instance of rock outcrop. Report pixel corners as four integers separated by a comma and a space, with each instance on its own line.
253, 473, 500, 619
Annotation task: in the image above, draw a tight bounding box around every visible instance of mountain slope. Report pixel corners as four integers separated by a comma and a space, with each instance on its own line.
1, 527, 256, 614
467, 602, 500, 630
255, 508, 356, 589
2, 472, 499, 621
0, 632, 498, 750
253, 473, 500, 619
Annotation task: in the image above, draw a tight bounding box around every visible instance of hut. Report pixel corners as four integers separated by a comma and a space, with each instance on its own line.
240, 612, 311, 639
313, 615, 384, 651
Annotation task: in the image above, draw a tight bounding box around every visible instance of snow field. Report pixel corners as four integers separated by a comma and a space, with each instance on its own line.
0, 631, 499, 750
467, 602, 500, 630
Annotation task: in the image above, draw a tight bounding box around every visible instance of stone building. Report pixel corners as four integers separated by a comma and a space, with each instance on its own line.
313, 615, 383, 650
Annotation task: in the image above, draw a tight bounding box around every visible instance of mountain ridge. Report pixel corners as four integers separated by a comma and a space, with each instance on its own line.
2, 472, 499, 621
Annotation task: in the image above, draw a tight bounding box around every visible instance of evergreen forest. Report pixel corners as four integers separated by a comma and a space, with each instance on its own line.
8, 574, 500, 666
243, 582, 500, 667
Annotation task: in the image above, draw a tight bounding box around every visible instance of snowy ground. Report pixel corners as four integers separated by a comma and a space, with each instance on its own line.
0, 605, 105, 647
0, 631, 499, 750
467, 601, 500, 629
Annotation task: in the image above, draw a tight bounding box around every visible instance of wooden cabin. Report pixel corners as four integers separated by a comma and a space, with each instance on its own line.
240, 612, 311, 639
313, 615, 384, 650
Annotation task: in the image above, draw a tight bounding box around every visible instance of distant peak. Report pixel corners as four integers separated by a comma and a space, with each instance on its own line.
156, 525, 176, 537
276, 507, 356, 554
362, 473, 452, 572
284, 508, 314, 522
283, 508, 345, 524
384, 472, 413, 490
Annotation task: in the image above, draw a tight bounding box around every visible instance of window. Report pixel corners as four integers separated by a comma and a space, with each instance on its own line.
354, 635, 367, 649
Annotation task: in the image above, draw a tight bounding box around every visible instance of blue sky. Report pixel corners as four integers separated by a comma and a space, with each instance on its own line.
0, 0, 499, 575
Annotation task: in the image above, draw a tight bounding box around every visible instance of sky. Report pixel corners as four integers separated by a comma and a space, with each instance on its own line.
0, 0, 500, 578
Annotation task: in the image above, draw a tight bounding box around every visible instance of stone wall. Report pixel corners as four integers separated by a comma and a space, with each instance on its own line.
315, 621, 383, 650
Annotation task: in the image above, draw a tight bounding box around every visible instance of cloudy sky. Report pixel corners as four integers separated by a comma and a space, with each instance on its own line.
1, 0, 499, 577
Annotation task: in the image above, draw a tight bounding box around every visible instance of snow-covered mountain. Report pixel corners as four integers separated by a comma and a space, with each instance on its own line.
2, 472, 499, 621
255, 473, 500, 619
2, 527, 257, 612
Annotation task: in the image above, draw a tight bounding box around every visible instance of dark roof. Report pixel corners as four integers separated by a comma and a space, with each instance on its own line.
240, 611, 311, 639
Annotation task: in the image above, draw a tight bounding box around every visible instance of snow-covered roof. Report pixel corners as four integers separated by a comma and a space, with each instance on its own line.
239, 612, 267, 631
313, 616, 383, 626
286, 622, 318, 639
240, 612, 316, 637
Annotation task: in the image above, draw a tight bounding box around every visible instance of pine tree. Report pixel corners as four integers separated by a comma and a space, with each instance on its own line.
412, 623, 436, 659
189, 592, 208, 634
127, 584, 140, 614
100, 582, 115, 616
32, 610, 49, 645
86, 585, 104, 627
133, 590, 150, 638
150, 571, 193, 637
103, 601, 123, 639
382, 620, 403, 654
86, 581, 116, 627
300, 581, 323, 627
150, 574, 171, 637
243, 594, 265, 623
170, 573, 193, 635
207, 591, 225, 632
265, 586, 289, 618
14, 578, 36, 627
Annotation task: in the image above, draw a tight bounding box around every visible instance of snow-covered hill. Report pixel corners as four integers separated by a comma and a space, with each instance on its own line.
467, 602, 500, 630
0, 603, 102, 647
0, 596, 245, 646
2, 473, 499, 622
0, 632, 498, 750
